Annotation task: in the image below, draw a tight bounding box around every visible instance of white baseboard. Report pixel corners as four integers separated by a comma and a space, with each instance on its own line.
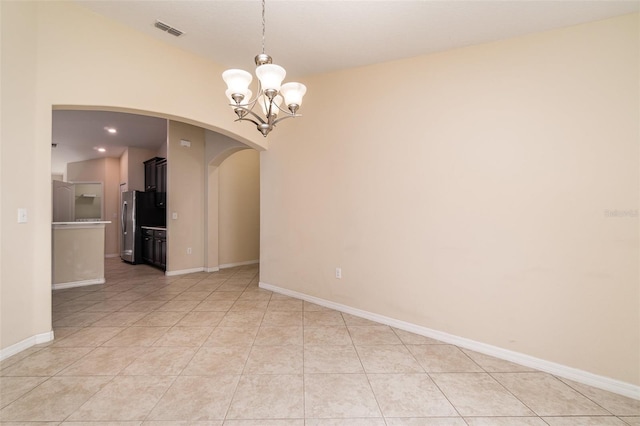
0, 331, 54, 361
105, 253, 119, 258
219, 259, 259, 269
52, 278, 105, 290
165, 267, 204, 277
259, 281, 640, 400
205, 267, 220, 273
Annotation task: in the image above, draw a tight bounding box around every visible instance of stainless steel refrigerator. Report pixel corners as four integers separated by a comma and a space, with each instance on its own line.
120, 191, 164, 264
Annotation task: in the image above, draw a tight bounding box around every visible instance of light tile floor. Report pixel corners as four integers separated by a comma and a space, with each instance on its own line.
1, 258, 638, 425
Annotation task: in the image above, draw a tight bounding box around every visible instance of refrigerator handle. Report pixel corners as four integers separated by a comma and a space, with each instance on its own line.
122, 201, 127, 235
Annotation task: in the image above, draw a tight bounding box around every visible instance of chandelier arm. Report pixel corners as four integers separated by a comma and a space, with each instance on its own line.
272, 101, 303, 117
242, 81, 262, 107
272, 102, 290, 115
232, 106, 268, 125
235, 80, 263, 110
271, 114, 300, 127
267, 98, 275, 118
229, 98, 258, 112
235, 116, 263, 127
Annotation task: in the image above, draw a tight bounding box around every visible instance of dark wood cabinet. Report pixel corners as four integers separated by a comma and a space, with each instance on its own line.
144, 157, 167, 208
154, 229, 166, 270
142, 227, 166, 271
155, 159, 167, 208
142, 228, 154, 264
144, 157, 161, 191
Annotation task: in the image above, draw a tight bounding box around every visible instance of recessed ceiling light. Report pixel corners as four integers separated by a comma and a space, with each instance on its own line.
96, 147, 106, 153
105, 127, 117, 134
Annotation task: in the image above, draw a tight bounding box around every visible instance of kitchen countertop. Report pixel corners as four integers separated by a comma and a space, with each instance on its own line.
52, 221, 111, 229
141, 226, 166, 231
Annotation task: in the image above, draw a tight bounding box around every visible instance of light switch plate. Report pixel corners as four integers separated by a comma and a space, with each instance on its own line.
18, 208, 27, 223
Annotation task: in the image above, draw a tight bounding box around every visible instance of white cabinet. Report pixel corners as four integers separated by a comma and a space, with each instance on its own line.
52, 180, 104, 222
52, 180, 74, 222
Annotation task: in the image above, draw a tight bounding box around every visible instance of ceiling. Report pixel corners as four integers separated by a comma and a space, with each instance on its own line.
53, 1, 638, 174
52, 110, 167, 176
76, 0, 638, 79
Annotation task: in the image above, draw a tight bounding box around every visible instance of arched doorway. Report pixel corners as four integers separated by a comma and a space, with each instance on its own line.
204, 136, 260, 272
51, 108, 261, 278
2, 0, 269, 358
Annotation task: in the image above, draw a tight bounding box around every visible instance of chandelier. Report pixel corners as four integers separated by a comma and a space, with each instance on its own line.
222, 0, 307, 137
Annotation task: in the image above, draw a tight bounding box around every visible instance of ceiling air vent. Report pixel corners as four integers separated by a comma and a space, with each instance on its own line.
154, 20, 184, 37
167, 27, 184, 37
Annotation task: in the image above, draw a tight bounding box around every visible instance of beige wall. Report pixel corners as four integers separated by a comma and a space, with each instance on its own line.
204, 131, 250, 270
260, 14, 639, 386
120, 146, 157, 192
219, 150, 260, 266
206, 166, 220, 271
38, 2, 264, 149
68, 157, 120, 256
167, 120, 205, 273
0, 1, 51, 350
156, 135, 168, 159
119, 149, 129, 191
73, 182, 103, 220
1, 0, 637, 393
103, 158, 119, 255
52, 226, 105, 285
0, 0, 266, 355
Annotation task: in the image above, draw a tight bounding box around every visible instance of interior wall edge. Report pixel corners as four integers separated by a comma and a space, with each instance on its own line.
259, 280, 640, 401
51, 279, 105, 291
219, 259, 259, 269
0, 331, 54, 362
165, 267, 205, 277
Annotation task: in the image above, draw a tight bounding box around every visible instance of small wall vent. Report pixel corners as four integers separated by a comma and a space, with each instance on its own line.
154, 20, 184, 37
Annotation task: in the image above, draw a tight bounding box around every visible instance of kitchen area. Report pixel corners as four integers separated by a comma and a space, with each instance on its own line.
51, 110, 171, 289
51, 153, 168, 289
52, 110, 260, 286
51, 180, 112, 290
122, 156, 168, 270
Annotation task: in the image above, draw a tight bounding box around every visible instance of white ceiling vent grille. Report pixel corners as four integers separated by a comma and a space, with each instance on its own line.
167, 27, 184, 37
154, 20, 184, 37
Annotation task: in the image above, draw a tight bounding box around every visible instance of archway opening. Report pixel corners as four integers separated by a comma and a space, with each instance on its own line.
50, 107, 260, 282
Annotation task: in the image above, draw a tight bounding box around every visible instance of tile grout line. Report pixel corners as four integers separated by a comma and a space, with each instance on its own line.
352, 317, 390, 422
6, 259, 635, 424
221, 278, 271, 423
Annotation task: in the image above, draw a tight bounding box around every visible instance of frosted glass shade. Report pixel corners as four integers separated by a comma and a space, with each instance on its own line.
258, 94, 283, 116
280, 82, 307, 108
225, 89, 252, 105
255, 64, 286, 92
222, 69, 252, 94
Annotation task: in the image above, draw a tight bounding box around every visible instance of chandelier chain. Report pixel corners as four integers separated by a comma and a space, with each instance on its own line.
261, 0, 266, 54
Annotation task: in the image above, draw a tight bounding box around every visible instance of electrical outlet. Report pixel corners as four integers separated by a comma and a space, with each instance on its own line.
187, 247, 192, 255
335, 267, 342, 279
